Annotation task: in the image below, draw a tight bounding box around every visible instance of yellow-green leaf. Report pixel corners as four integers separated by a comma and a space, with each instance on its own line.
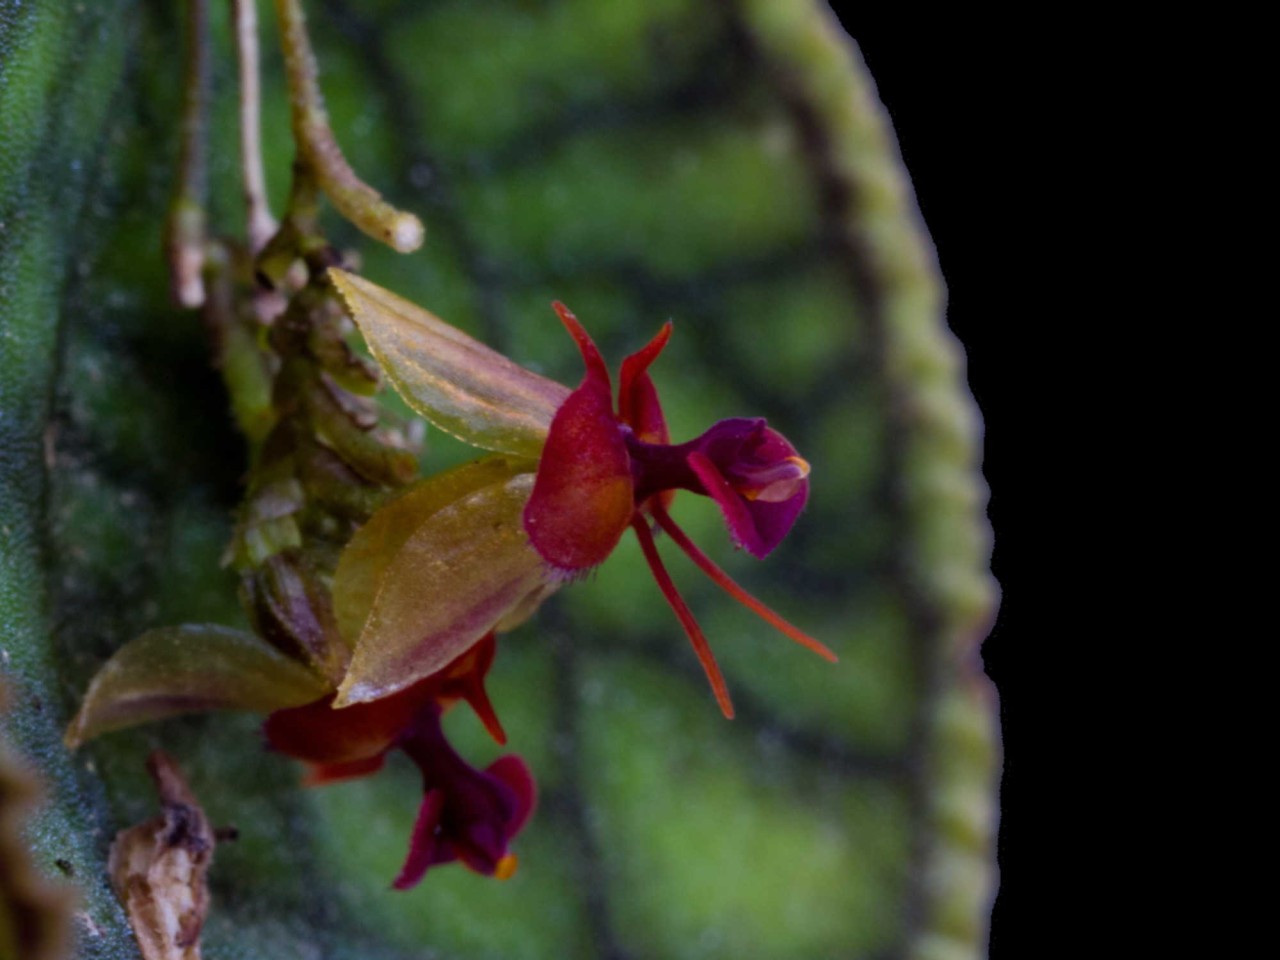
335, 468, 553, 707
329, 268, 570, 458
64, 625, 331, 749
332, 454, 538, 645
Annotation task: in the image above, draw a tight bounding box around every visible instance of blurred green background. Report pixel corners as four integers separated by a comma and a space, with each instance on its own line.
0, 1, 997, 958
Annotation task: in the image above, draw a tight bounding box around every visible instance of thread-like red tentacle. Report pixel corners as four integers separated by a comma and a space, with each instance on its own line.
651, 503, 837, 663
631, 516, 734, 719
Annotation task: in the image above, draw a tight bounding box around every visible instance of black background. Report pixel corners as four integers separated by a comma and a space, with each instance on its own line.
826, 7, 1035, 956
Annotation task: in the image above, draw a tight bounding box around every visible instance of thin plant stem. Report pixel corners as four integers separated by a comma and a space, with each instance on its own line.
272, 0, 424, 253
232, 0, 276, 254
166, 0, 211, 307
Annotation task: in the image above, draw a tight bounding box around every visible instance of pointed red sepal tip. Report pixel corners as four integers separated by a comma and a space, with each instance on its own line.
651, 503, 837, 664
551, 301, 610, 386
631, 517, 735, 719
619, 321, 673, 444
438, 631, 507, 744
461, 677, 507, 746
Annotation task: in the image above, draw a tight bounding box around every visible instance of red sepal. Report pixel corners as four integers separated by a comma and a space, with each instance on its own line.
302, 754, 388, 787
618, 321, 672, 445
263, 680, 436, 767
523, 303, 634, 574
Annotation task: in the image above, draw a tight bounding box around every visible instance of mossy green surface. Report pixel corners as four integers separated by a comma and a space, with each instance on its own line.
0, 2, 996, 958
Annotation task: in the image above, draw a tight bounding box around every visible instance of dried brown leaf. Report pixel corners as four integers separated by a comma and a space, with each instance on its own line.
0, 681, 75, 960
108, 752, 216, 960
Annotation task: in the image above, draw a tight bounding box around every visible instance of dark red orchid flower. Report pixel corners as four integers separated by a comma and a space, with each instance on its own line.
523, 303, 836, 719
263, 632, 535, 888
325, 271, 836, 718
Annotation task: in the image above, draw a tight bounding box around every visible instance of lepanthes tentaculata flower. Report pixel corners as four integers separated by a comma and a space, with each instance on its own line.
329, 270, 836, 719
263, 632, 534, 886
66, 623, 534, 889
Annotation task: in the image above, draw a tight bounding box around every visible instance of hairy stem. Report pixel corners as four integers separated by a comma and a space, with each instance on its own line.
232, 0, 276, 254
273, 0, 424, 252
166, 0, 211, 307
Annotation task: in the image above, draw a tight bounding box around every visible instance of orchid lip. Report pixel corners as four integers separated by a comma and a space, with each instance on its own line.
730, 455, 810, 503
626, 418, 810, 514
393, 704, 535, 888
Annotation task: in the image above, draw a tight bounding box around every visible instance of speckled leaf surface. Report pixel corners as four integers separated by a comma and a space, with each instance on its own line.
0, 2, 997, 959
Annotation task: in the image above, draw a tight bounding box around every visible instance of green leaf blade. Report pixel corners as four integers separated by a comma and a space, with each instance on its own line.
65, 625, 331, 749
335, 467, 553, 707
332, 454, 538, 645
330, 269, 570, 458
